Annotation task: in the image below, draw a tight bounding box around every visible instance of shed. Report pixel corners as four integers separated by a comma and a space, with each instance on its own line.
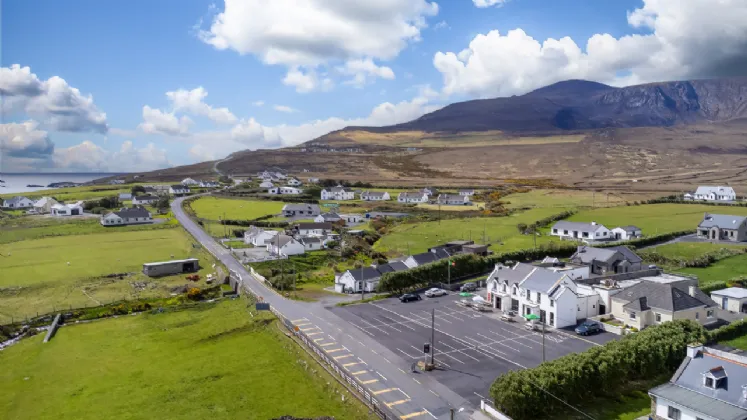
143, 258, 199, 277
711, 287, 747, 313
463, 244, 489, 256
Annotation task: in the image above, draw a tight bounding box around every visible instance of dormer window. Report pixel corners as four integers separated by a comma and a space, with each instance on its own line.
703, 367, 727, 389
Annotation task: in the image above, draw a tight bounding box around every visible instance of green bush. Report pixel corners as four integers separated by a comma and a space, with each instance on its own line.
709, 318, 747, 342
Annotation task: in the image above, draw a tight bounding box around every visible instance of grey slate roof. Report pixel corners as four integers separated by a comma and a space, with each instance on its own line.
272, 235, 296, 247
301, 237, 322, 244
409, 252, 441, 266
519, 267, 566, 293
552, 221, 607, 233
329, 186, 349, 193
399, 192, 427, 199
623, 297, 649, 311
4, 196, 32, 206
615, 225, 641, 232
649, 382, 747, 420
318, 212, 340, 220
114, 207, 151, 219
491, 262, 536, 285
361, 191, 387, 198
437, 194, 465, 202
699, 213, 747, 230
711, 287, 747, 299
297, 222, 333, 230
387, 261, 409, 272
134, 194, 158, 201
283, 203, 321, 213
609, 245, 643, 263
350, 267, 382, 281
170, 184, 188, 190
572, 246, 617, 263
612, 281, 716, 312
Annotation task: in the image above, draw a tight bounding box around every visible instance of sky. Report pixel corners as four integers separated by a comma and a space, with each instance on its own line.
1, 0, 746, 173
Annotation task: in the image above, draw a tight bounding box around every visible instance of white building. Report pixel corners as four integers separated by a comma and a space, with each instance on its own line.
422, 187, 439, 196
132, 195, 159, 205
259, 180, 274, 189
321, 187, 355, 201
299, 236, 324, 251
243, 226, 279, 246
33, 197, 60, 214
458, 189, 475, 196
282, 203, 321, 217
693, 185, 737, 201
287, 179, 302, 187
307, 177, 319, 183
181, 178, 199, 186
550, 221, 612, 242
169, 185, 190, 196
1, 196, 35, 209
267, 235, 305, 256
296, 222, 333, 237
437, 194, 471, 205
268, 186, 302, 195
610, 225, 642, 240
51, 202, 84, 216
100, 207, 153, 226
335, 267, 383, 293
198, 181, 220, 188
711, 287, 747, 313
398, 192, 429, 203
314, 213, 341, 223
340, 214, 363, 224
360, 191, 390, 201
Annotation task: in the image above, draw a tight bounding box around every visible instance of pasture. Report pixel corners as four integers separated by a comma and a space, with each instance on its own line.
502, 189, 654, 209
0, 184, 158, 203
190, 197, 284, 220
0, 215, 177, 244
0, 228, 216, 322
677, 254, 747, 286
0, 300, 370, 420
643, 242, 746, 260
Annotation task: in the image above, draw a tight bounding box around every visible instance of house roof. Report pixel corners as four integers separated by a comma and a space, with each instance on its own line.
318, 212, 341, 220
552, 221, 607, 233
614, 225, 641, 232
114, 207, 151, 218
376, 261, 409, 273
34, 197, 58, 207
519, 267, 566, 293
4, 196, 31, 205
711, 287, 747, 299
458, 189, 474, 193
612, 281, 716, 312
297, 222, 333, 230
361, 191, 387, 198
699, 213, 747, 230
623, 296, 650, 311
134, 194, 158, 201
328, 187, 350, 193
349, 267, 382, 281
422, 188, 438, 194
490, 262, 536, 285
695, 186, 736, 197
301, 237, 322, 244
649, 382, 747, 420
571, 246, 618, 263
170, 184, 188, 189
282, 203, 320, 212
399, 192, 427, 199
408, 252, 441, 266
609, 245, 643, 263
272, 235, 297, 247
438, 194, 465, 201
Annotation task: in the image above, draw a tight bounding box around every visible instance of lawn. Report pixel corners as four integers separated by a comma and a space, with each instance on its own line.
191, 196, 284, 220
643, 242, 746, 260
0, 228, 217, 323
565, 204, 747, 235
416, 202, 485, 212
0, 300, 371, 420
560, 390, 651, 420
503, 189, 646, 209
374, 207, 567, 256
677, 254, 747, 286
1, 184, 160, 203
720, 334, 747, 351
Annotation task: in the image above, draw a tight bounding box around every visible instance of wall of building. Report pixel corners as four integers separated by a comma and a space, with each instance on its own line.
654, 398, 716, 420
672, 305, 717, 326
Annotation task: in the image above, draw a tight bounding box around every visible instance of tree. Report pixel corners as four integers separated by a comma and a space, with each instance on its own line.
218, 175, 231, 184
131, 185, 146, 195
516, 223, 528, 234
305, 186, 322, 199
156, 196, 170, 213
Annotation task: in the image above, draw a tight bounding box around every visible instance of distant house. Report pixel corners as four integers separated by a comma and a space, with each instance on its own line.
340, 214, 363, 224
611, 225, 642, 240
143, 186, 157, 194
198, 181, 220, 188
570, 245, 643, 275
181, 178, 199, 186
1, 196, 35, 209
259, 180, 274, 189
152, 185, 171, 195
458, 189, 475, 196
692, 185, 737, 201
335, 267, 385, 293
33, 197, 59, 214
296, 222, 333, 236
398, 192, 429, 204
51, 203, 83, 216
100, 207, 153, 226
422, 187, 439, 196
314, 212, 341, 223
169, 185, 190, 196
268, 186, 302, 195
143, 258, 199, 277
282, 203, 321, 217
119, 193, 133, 201
307, 177, 319, 183
404, 252, 445, 268
360, 191, 390, 201
437, 194, 470, 205
299, 236, 324, 251
321, 187, 354, 201
267, 235, 305, 256
287, 178, 302, 187
649, 345, 747, 420
550, 221, 612, 241
132, 194, 159, 205
243, 226, 279, 246
611, 281, 717, 329
109, 179, 125, 185
697, 213, 747, 242
711, 287, 747, 313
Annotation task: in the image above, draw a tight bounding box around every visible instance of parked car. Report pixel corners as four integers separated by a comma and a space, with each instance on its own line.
425, 288, 447, 298
399, 293, 422, 303
575, 321, 602, 336
460, 282, 477, 292
500, 311, 516, 322
525, 320, 547, 331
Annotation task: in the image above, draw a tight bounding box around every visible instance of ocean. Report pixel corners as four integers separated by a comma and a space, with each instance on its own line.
0, 173, 124, 194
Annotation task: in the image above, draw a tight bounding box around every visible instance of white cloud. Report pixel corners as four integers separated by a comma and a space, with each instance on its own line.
434, 20, 449, 30
53, 140, 171, 172
0, 121, 54, 158
282, 67, 333, 93
0, 64, 108, 133
273, 105, 297, 113
198, 0, 438, 91
252, 100, 265, 107
165, 87, 238, 124
138, 105, 193, 136
472, 0, 508, 8
434, 0, 747, 98
339, 58, 395, 88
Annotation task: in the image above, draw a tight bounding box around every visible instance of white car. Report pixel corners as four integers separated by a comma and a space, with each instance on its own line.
425, 288, 447, 298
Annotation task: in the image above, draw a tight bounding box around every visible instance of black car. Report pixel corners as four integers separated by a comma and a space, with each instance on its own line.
575, 321, 602, 336
399, 293, 422, 303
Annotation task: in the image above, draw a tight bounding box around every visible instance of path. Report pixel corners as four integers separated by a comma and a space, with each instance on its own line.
171, 196, 475, 420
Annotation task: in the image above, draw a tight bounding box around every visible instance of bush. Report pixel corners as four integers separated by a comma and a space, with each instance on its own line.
709, 318, 747, 342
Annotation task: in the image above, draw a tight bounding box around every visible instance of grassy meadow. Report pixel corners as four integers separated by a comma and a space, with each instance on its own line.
191, 196, 284, 220
643, 242, 746, 260
0, 300, 371, 420
0, 184, 160, 203
503, 189, 647, 209
676, 254, 747, 286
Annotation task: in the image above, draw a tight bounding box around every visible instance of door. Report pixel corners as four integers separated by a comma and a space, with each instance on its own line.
599, 304, 606, 315
723, 297, 728, 310
549, 312, 555, 326
540, 309, 546, 323
511, 299, 519, 311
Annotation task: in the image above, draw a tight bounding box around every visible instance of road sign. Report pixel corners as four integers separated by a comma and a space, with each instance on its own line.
255, 302, 270, 311
423, 343, 430, 354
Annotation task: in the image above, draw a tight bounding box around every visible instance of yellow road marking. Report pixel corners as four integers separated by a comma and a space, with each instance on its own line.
373, 388, 398, 395
351, 370, 367, 375
387, 399, 410, 408
320, 342, 336, 347
313, 338, 325, 343
361, 379, 379, 384
326, 348, 344, 353
291, 318, 308, 323
334, 354, 354, 361
295, 322, 311, 327
343, 362, 362, 367
301, 327, 318, 332
307, 332, 323, 337
400, 410, 429, 419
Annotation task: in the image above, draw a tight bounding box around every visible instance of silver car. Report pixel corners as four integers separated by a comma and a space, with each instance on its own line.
425, 288, 447, 298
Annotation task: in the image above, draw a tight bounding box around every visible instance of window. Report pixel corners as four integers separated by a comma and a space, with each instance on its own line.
707, 309, 714, 318
582, 232, 589, 238
696, 312, 700, 320
656, 313, 662, 322
563, 230, 568, 235
552, 229, 558, 234
705, 377, 714, 388
630, 311, 636, 320
536, 292, 541, 303
667, 406, 681, 420
603, 232, 608, 236
550, 299, 554, 307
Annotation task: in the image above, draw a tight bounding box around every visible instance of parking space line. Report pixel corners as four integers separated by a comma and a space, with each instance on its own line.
325, 348, 344, 353
377, 371, 387, 381
411, 311, 448, 326
313, 338, 325, 342
380, 315, 418, 331
412, 378, 420, 384
557, 330, 602, 346
319, 342, 336, 347
361, 379, 379, 384
400, 410, 429, 419
484, 331, 534, 349
306, 331, 323, 337
438, 341, 479, 361
386, 399, 410, 408
397, 348, 420, 358
351, 370, 368, 375
467, 335, 520, 353
429, 390, 439, 396
343, 361, 363, 367
435, 308, 467, 322
334, 354, 354, 361
291, 318, 308, 323
295, 322, 312, 327
301, 326, 319, 332
373, 387, 398, 395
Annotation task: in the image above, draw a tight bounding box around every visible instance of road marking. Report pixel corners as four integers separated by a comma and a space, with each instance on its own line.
306, 332, 323, 337
291, 318, 308, 323
301, 327, 319, 332
400, 410, 429, 419
361, 379, 379, 384
412, 378, 420, 384
559, 330, 602, 346
313, 338, 325, 343
397, 348, 420, 359
334, 354, 354, 361
429, 390, 439, 396
475, 392, 494, 403
398, 368, 406, 373
343, 361, 363, 367
347, 334, 355, 340
351, 370, 368, 375
326, 348, 344, 353
373, 387, 398, 395
371, 349, 378, 355
382, 357, 391, 364
376, 371, 388, 381
386, 399, 410, 408
319, 342, 336, 347
295, 322, 312, 327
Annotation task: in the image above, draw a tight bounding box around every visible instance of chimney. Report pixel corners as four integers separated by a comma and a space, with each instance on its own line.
591, 221, 597, 226
687, 343, 703, 358
742, 385, 747, 400
689, 285, 697, 297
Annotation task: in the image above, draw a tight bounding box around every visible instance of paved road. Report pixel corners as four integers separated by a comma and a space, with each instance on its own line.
172, 196, 475, 420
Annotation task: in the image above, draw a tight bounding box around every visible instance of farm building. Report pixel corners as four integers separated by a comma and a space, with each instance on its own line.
143, 258, 199, 277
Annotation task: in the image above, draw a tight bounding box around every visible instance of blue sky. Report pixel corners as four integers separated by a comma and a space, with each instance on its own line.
2, 0, 745, 172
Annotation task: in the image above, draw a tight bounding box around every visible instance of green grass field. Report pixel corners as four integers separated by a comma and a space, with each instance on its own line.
0, 184, 161, 203
416, 202, 485, 212
503, 189, 644, 209
191, 197, 284, 220
644, 242, 746, 260
721, 334, 747, 351
0, 300, 371, 420
0, 228, 216, 322
566, 204, 747, 235
374, 207, 566, 255
676, 254, 747, 285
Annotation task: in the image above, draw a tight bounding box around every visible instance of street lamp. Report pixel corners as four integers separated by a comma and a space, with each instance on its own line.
525, 312, 545, 362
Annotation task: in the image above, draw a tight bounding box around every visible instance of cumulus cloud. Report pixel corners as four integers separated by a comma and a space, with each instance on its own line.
0, 121, 55, 158
472, 0, 508, 8
434, 0, 747, 98
339, 58, 395, 88
0, 64, 108, 133
198, 0, 438, 91
138, 106, 193, 136
252, 100, 265, 107
433, 20, 449, 30
53, 140, 171, 172
166, 87, 237, 124
282, 68, 333, 93
273, 105, 297, 113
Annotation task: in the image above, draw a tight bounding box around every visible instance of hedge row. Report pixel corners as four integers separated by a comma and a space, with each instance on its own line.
644, 197, 747, 207
220, 219, 290, 228
709, 317, 747, 343
699, 276, 747, 294
639, 246, 747, 268
491, 320, 707, 420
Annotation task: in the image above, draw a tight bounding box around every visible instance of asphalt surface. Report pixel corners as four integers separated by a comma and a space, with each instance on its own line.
172, 196, 472, 420
330, 293, 617, 407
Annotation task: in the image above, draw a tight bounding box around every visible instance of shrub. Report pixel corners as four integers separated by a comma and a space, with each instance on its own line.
709, 318, 747, 342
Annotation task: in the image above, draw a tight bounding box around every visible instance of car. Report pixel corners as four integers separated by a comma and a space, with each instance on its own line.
500, 311, 516, 322
460, 282, 477, 292
525, 320, 547, 331
425, 288, 447, 298
575, 321, 602, 336
399, 293, 422, 303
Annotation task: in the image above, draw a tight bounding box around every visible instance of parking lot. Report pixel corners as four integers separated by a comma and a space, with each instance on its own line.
330, 292, 617, 406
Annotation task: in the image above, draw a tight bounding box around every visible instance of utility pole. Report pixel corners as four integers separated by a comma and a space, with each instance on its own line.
447, 255, 451, 287
592, 191, 595, 208
438, 202, 441, 225
542, 321, 546, 362
361, 264, 365, 301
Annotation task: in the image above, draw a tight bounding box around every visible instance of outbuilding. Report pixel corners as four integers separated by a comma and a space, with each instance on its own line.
143, 258, 199, 277
711, 287, 747, 313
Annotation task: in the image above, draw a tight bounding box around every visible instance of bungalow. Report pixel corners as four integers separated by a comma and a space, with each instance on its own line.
132, 194, 159, 205
152, 185, 171, 195
404, 251, 445, 268
340, 214, 363, 224
569, 245, 643, 275
610, 281, 717, 330
697, 213, 747, 242
296, 222, 333, 236
33, 196, 59, 214
314, 212, 341, 223
243, 226, 279, 246
181, 178, 199, 186
268, 186, 302, 195
282, 203, 321, 217
259, 180, 274, 189
2, 196, 35, 209
710, 287, 747, 313
169, 185, 190, 196
119, 193, 132, 201
109, 179, 125, 185
611, 225, 642, 240
458, 189, 475, 196
321, 186, 354, 200
287, 178, 302, 187
51, 203, 83, 216
437, 194, 470, 205
422, 187, 439, 196
267, 235, 305, 256
307, 177, 319, 183
299, 236, 324, 251
692, 185, 737, 201
335, 267, 384, 293
374, 261, 409, 274
199, 181, 220, 188
398, 192, 429, 203
360, 191, 390, 201
550, 221, 612, 241
100, 207, 153, 226
649, 345, 747, 420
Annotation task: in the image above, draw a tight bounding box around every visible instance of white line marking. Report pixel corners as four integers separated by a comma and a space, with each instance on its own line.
412, 378, 420, 384
398, 368, 406, 374
429, 390, 439, 396
377, 371, 388, 381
